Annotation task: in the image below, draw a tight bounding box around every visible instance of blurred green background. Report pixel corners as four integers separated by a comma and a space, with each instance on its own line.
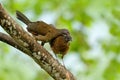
0, 0, 120, 80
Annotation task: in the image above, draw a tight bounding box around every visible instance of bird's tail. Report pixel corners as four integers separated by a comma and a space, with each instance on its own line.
16, 10, 31, 25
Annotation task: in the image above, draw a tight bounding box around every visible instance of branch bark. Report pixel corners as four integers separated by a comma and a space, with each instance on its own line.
0, 3, 75, 80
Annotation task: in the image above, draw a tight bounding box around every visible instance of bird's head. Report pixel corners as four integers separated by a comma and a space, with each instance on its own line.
60, 29, 72, 42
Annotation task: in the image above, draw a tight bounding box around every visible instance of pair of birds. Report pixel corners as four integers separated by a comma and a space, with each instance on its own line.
16, 11, 72, 59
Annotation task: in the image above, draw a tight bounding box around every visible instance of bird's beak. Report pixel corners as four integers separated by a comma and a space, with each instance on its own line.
66, 35, 72, 42
69, 36, 72, 41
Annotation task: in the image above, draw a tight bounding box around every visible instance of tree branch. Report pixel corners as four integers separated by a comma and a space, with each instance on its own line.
0, 3, 75, 80
0, 32, 32, 55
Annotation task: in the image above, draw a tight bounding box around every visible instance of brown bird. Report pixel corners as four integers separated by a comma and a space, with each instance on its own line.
50, 29, 72, 59
16, 10, 72, 61
16, 11, 69, 46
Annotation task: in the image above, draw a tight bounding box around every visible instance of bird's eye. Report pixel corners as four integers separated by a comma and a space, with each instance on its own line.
63, 34, 67, 37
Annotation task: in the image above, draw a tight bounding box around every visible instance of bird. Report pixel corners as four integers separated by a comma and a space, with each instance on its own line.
16, 11, 70, 46
16, 10, 72, 65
